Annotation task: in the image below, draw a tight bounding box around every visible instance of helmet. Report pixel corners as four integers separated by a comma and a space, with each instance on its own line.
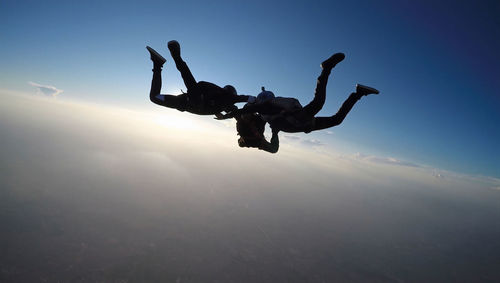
256, 86, 275, 103
223, 85, 237, 96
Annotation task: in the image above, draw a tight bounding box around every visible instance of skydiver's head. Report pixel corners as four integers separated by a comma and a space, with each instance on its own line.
223, 85, 237, 96
238, 136, 263, 148
236, 113, 266, 148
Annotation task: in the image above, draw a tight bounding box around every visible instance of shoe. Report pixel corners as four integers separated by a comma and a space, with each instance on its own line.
167, 40, 181, 58
146, 46, 166, 66
356, 84, 379, 96
321, 53, 345, 70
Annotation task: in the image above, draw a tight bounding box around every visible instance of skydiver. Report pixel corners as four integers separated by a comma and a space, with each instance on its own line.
234, 109, 279, 154
147, 40, 251, 116
217, 53, 379, 134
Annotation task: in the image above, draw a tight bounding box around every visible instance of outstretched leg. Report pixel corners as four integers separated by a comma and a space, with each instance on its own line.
302, 53, 345, 118
312, 84, 379, 131
147, 46, 167, 104
167, 40, 197, 93
147, 46, 188, 111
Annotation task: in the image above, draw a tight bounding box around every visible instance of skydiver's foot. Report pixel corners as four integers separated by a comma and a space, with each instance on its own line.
321, 53, 345, 70
168, 40, 181, 59
146, 46, 166, 67
356, 84, 379, 96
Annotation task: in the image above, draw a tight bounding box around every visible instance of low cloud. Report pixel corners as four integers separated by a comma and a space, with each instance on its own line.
29, 81, 63, 97
283, 134, 301, 141
432, 170, 445, 179
353, 152, 420, 168
301, 138, 324, 146
283, 134, 324, 147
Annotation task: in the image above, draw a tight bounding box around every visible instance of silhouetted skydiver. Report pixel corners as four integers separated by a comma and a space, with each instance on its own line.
147, 40, 251, 115
218, 53, 379, 134
234, 109, 279, 154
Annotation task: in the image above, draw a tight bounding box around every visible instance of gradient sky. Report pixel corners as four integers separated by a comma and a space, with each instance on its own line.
2, 2, 500, 279
1, 0, 499, 178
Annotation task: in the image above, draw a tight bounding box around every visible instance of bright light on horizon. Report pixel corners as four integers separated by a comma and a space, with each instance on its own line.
1, 91, 499, 191
152, 113, 198, 131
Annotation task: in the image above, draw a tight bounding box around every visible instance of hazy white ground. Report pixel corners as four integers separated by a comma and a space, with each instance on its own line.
1, 93, 500, 282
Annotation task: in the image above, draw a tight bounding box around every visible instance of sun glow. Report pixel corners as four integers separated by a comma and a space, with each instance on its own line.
152, 112, 198, 131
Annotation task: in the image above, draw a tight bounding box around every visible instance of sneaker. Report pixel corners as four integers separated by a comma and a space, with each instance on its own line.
146, 46, 166, 66
167, 40, 181, 58
321, 53, 345, 70
356, 84, 379, 96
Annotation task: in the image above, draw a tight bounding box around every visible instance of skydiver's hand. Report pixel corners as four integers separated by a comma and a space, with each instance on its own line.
214, 113, 233, 120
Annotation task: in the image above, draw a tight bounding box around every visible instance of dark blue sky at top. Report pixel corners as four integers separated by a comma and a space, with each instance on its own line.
0, 0, 498, 177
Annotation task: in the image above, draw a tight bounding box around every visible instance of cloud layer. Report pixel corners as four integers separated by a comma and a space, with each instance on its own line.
353, 152, 420, 167
1, 93, 500, 282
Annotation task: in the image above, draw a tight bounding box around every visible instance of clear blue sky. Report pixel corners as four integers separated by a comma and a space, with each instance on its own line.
1, 0, 499, 178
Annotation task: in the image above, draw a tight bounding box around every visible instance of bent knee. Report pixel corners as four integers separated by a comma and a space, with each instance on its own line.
330, 115, 343, 126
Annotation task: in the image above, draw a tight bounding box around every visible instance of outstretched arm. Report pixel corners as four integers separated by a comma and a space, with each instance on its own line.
259, 129, 279, 154
215, 100, 273, 120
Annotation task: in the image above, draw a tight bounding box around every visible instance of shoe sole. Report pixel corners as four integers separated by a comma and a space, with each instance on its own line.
356, 84, 379, 95
168, 40, 179, 47
146, 46, 166, 64
167, 40, 181, 56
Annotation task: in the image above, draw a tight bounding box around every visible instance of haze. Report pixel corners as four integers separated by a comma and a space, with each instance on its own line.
1, 94, 500, 282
